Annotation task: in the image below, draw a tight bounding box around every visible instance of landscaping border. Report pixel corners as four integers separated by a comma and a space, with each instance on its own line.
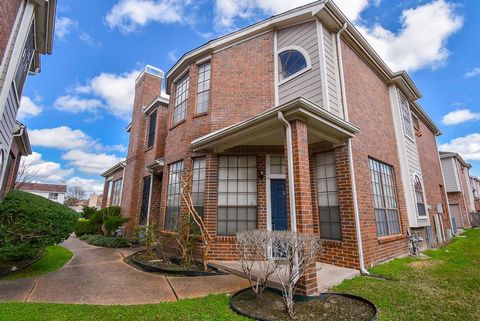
127, 250, 229, 277
229, 287, 378, 321
0, 249, 44, 278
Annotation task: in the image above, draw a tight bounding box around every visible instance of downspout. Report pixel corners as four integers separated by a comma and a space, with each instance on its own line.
336, 22, 369, 275
278, 111, 297, 233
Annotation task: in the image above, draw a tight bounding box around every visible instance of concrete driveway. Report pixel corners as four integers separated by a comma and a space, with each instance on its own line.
0, 236, 249, 305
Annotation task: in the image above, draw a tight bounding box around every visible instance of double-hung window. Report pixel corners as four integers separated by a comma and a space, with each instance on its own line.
196, 62, 210, 114
414, 176, 427, 217
139, 176, 151, 226
369, 158, 401, 236
399, 93, 414, 139
111, 179, 123, 206
217, 156, 257, 235
173, 74, 189, 125
192, 158, 206, 217
147, 110, 157, 148
165, 161, 183, 230
315, 151, 341, 240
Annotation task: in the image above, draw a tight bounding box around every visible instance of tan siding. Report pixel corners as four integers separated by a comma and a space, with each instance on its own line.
441, 158, 460, 192
277, 21, 323, 106
323, 27, 342, 118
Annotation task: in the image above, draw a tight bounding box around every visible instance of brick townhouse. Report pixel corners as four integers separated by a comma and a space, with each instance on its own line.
440, 151, 475, 231
0, 0, 56, 198
103, 0, 453, 295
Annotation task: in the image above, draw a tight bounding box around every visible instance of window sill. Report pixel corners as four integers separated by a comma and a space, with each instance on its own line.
169, 119, 186, 130
321, 238, 343, 246
278, 66, 312, 86
377, 234, 405, 244
216, 235, 237, 242
194, 112, 208, 119
145, 146, 154, 152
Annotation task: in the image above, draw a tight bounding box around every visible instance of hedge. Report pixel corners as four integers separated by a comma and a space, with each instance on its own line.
0, 190, 77, 261
79, 235, 129, 248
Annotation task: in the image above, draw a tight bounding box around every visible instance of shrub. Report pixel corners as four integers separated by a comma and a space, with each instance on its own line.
80, 205, 98, 219
74, 218, 94, 237
80, 235, 129, 248
104, 216, 129, 236
0, 190, 77, 261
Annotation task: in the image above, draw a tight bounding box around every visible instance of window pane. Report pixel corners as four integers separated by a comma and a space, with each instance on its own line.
173, 74, 189, 125
399, 93, 413, 138
279, 50, 308, 80
196, 62, 211, 114
217, 156, 257, 236
192, 158, 206, 217
165, 161, 183, 230
315, 151, 341, 240
147, 110, 157, 148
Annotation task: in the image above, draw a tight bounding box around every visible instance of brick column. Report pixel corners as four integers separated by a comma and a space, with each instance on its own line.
101, 180, 110, 208
290, 119, 318, 296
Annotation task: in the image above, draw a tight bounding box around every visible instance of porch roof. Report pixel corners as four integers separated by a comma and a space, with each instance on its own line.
191, 98, 360, 152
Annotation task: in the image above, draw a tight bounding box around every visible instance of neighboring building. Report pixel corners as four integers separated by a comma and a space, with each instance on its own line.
0, 0, 56, 198
18, 182, 67, 204
440, 152, 474, 231
86, 193, 102, 209
470, 176, 480, 212
110, 1, 453, 295
69, 199, 87, 213
101, 160, 126, 208
1, 120, 31, 197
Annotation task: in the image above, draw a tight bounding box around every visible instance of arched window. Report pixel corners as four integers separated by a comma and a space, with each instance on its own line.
414, 175, 427, 216
278, 47, 310, 82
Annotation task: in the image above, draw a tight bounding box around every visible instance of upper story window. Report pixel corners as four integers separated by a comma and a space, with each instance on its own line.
369, 158, 401, 237
278, 47, 310, 83
414, 175, 427, 216
196, 62, 210, 114
14, 23, 35, 98
111, 178, 123, 206
173, 74, 189, 125
146, 110, 157, 148
399, 93, 414, 139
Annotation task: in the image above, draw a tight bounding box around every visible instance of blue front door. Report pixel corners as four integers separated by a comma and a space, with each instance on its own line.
271, 179, 287, 231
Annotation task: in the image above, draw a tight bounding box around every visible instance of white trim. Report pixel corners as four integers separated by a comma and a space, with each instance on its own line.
266, 155, 288, 232
277, 45, 312, 86
273, 31, 279, 107
195, 55, 211, 65
146, 174, 154, 225
316, 20, 330, 112
336, 23, 348, 120
172, 66, 190, 85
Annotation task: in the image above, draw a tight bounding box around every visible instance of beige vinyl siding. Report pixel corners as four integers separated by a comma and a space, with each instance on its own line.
322, 27, 343, 118
278, 21, 323, 107
441, 158, 460, 192
0, 84, 18, 153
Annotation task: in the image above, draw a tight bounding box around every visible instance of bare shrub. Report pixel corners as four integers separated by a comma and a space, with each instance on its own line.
273, 231, 322, 317
236, 230, 278, 298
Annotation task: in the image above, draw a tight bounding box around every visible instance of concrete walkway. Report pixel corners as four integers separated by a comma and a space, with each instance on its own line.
0, 236, 249, 305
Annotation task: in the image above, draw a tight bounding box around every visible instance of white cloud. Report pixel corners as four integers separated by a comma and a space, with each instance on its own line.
55, 17, 78, 39
72, 70, 141, 120
465, 67, 480, 78
20, 152, 73, 183
62, 150, 123, 175
78, 32, 103, 48
439, 134, 480, 161
28, 126, 126, 153
357, 0, 462, 72
442, 109, 480, 126
213, 0, 371, 31
18, 96, 43, 120
66, 176, 104, 195
106, 0, 187, 33
54, 95, 103, 113
167, 50, 178, 62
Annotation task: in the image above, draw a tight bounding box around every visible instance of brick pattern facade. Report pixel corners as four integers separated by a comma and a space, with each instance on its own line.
342, 39, 409, 267
0, 0, 22, 66
415, 114, 452, 242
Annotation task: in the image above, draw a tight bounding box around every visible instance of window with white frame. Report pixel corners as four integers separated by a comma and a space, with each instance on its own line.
165, 161, 184, 230
315, 151, 341, 240
173, 74, 189, 125
278, 48, 309, 81
111, 179, 123, 206
192, 158, 206, 217
196, 62, 210, 114
269, 155, 286, 175
369, 158, 401, 236
48, 193, 59, 200
414, 175, 427, 216
217, 156, 257, 235
399, 93, 414, 139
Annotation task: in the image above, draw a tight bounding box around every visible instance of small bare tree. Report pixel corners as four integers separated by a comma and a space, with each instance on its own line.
68, 185, 86, 200
273, 231, 322, 317
180, 169, 212, 271
236, 230, 278, 298
14, 158, 39, 189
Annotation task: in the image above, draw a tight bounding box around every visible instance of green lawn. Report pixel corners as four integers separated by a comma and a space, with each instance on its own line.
0, 230, 479, 320
334, 228, 480, 321
2, 245, 73, 280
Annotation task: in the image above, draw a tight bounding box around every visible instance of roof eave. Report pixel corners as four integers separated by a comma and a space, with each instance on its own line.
101, 161, 126, 177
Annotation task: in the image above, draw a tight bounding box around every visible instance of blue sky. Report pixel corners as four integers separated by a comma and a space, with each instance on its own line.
18, 0, 480, 194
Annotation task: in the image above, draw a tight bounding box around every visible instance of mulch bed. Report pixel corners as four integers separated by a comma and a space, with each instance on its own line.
128, 251, 228, 276
0, 250, 43, 277
230, 288, 377, 321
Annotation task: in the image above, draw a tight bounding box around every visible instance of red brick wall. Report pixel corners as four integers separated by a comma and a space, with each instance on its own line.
342, 40, 409, 267
447, 191, 469, 228
0, 0, 22, 65
415, 115, 452, 240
